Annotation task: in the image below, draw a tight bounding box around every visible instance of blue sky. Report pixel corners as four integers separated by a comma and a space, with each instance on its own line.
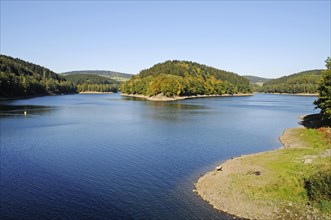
1, 1, 330, 78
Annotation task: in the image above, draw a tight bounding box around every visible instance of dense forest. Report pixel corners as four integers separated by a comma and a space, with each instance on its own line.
62, 70, 132, 82
64, 74, 119, 93
0, 55, 76, 99
121, 60, 251, 97
257, 70, 322, 94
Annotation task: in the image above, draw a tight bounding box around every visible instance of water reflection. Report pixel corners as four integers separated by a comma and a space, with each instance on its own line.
121, 96, 213, 122
148, 101, 207, 109
147, 102, 212, 122
120, 96, 147, 102
0, 105, 55, 118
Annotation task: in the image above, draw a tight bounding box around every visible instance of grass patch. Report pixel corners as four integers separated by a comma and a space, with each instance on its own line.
229, 127, 331, 217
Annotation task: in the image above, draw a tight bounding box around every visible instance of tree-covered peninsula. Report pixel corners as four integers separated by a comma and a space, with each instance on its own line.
0, 55, 76, 99
121, 60, 251, 98
257, 70, 322, 94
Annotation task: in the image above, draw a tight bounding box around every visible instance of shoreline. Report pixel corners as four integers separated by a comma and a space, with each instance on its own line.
195, 123, 330, 219
121, 93, 252, 101
79, 91, 114, 94
256, 92, 318, 96
195, 151, 274, 219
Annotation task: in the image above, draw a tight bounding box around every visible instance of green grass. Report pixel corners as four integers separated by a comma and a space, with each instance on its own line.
229, 128, 331, 217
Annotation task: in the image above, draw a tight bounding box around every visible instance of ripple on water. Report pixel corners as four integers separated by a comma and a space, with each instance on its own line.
0, 93, 317, 219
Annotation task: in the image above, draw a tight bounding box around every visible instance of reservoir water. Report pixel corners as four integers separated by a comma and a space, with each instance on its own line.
0, 94, 317, 219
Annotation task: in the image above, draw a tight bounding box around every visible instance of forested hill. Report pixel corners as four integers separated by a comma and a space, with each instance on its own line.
62, 70, 132, 82
243, 75, 272, 85
64, 74, 117, 84
121, 60, 251, 97
0, 55, 76, 99
64, 74, 119, 93
257, 69, 323, 94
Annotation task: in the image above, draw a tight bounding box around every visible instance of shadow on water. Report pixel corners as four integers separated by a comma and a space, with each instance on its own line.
0, 105, 55, 118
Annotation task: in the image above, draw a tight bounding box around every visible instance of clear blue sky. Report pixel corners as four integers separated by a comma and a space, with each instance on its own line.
1, 0, 330, 78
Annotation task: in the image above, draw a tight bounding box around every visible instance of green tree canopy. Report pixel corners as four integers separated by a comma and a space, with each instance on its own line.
0, 54, 76, 99
256, 70, 322, 94
64, 74, 119, 93
314, 58, 331, 122
121, 60, 251, 97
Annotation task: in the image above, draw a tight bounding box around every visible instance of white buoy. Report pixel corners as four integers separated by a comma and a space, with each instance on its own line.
24, 111, 27, 116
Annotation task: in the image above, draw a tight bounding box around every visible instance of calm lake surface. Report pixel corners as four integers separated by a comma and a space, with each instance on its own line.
0, 94, 317, 219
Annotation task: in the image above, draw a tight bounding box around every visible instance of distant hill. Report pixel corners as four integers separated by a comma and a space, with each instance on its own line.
62, 70, 133, 82
0, 54, 76, 99
64, 74, 118, 85
243, 75, 273, 86
258, 69, 323, 94
64, 74, 120, 93
121, 60, 251, 97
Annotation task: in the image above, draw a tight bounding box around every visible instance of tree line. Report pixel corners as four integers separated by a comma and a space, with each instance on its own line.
64, 74, 119, 93
256, 70, 322, 94
0, 55, 123, 99
121, 60, 251, 97
0, 55, 76, 99
62, 70, 132, 81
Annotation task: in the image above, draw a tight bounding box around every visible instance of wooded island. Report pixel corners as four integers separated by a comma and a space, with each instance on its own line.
121, 60, 252, 99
